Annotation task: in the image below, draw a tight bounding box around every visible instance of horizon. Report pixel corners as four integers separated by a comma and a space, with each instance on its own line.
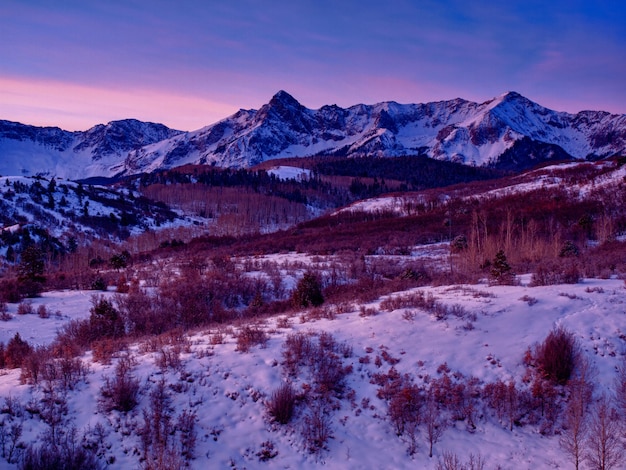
2, 1, 625, 131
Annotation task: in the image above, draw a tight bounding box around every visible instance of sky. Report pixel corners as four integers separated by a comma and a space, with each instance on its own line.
1, 0, 625, 131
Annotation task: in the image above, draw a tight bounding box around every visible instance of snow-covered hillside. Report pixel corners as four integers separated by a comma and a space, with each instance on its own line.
0, 272, 624, 469
0, 119, 182, 179
335, 160, 626, 217
0, 176, 188, 250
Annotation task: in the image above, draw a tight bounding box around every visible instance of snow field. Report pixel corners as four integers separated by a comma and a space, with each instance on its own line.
0, 276, 623, 468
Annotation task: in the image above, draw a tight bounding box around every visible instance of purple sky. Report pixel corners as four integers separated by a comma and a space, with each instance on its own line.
2, 0, 625, 131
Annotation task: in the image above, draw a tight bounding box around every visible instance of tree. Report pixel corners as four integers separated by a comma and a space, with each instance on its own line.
17, 245, 46, 297
615, 357, 626, 421
560, 380, 589, 470
109, 250, 131, 271
424, 391, 446, 458
585, 395, 623, 470
292, 272, 324, 308
89, 295, 124, 340
489, 250, 514, 285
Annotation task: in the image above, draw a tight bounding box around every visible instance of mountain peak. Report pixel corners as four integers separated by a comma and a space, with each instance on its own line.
494, 91, 534, 107
269, 90, 301, 107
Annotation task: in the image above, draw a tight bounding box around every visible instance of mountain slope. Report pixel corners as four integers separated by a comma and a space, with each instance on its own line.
1, 92, 625, 178
0, 119, 182, 179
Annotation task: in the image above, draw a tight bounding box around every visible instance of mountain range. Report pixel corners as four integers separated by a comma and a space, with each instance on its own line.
1, 91, 625, 179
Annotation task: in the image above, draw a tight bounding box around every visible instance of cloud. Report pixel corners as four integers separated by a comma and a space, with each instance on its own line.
0, 76, 238, 131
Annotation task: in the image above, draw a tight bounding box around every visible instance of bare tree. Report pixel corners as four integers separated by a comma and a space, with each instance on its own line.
506, 381, 518, 432
585, 394, 623, 470
424, 391, 446, 458
560, 381, 588, 470
615, 357, 626, 421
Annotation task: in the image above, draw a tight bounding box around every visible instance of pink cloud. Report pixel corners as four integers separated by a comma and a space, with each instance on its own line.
0, 76, 239, 131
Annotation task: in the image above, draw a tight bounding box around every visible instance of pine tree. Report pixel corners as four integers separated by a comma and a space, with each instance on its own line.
17, 245, 46, 297
490, 250, 514, 285
292, 272, 324, 308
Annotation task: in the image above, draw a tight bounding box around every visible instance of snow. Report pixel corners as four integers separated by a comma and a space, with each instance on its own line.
267, 166, 311, 181
0, 290, 117, 346
0, 274, 624, 469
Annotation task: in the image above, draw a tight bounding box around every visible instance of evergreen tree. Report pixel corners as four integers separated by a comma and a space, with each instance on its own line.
17, 245, 46, 297
490, 250, 514, 285
89, 296, 125, 340
292, 272, 324, 308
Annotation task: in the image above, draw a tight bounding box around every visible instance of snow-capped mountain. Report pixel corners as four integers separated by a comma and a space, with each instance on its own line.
0, 119, 182, 179
1, 92, 625, 179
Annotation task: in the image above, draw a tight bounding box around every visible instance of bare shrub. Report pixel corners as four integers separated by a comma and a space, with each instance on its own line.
155, 346, 182, 372
91, 338, 127, 365
235, 325, 268, 353
535, 326, 578, 384
16, 300, 33, 315
560, 380, 589, 470
138, 379, 196, 468
282, 332, 315, 376
276, 316, 291, 329
256, 440, 278, 461
302, 406, 333, 454
99, 354, 140, 413
177, 409, 197, 461
0, 279, 21, 304
424, 391, 447, 458
436, 451, 463, 470
530, 261, 581, 286
209, 331, 225, 345
19, 346, 50, 385
267, 383, 297, 424
20, 426, 103, 470
436, 451, 486, 470
5, 333, 31, 369
519, 295, 538, 306
281, 331, 352, 399
388, 382, 422, 437
36, 304, 49, 319
0, 411, 24, 464
616, 357, 626, 420
358, 306, 377, 317
0, 301, 11, 321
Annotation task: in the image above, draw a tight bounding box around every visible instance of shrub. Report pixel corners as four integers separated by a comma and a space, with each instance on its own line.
89, 296, 124, 340
0, 279, 21, 303
20, 428, 103, 470
36, 304, 49, 319
0, 301, 11, 321
99, 354, 140, 413
535, 327, 577, 385
267, 383, 297, 424
235, 325, 268, 353
90, 277, 107, 291
302, 406, 333, 454
16, 300, 34, 315
5, 333, 31, 369
292, 272, 324, 308
530, 261, 581, 286
450, 235, 468, 253
559, 240, 580, 258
